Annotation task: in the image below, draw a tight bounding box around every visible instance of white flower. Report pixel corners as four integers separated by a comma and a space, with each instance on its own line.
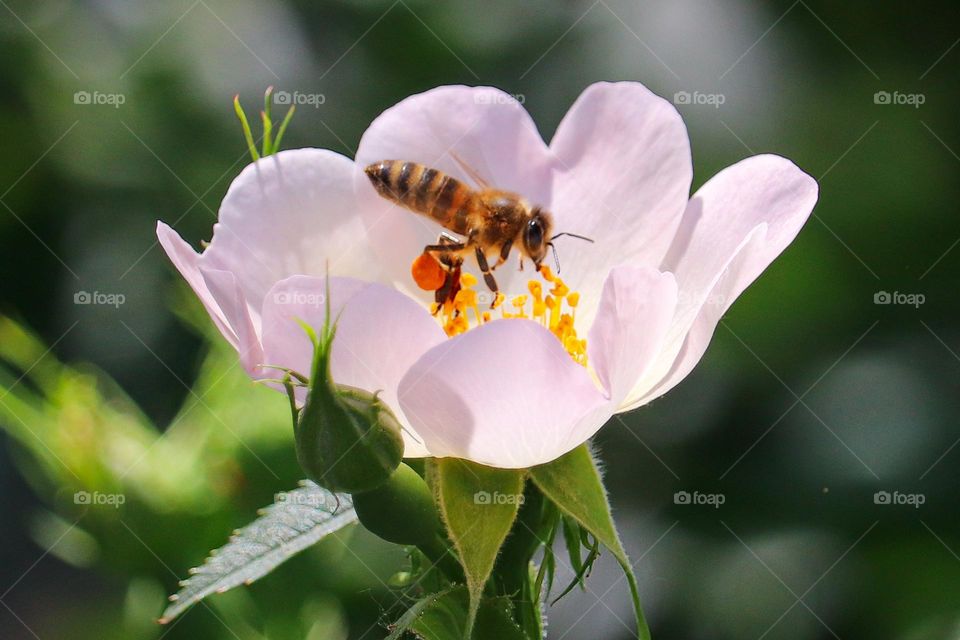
158, 82, 818, 469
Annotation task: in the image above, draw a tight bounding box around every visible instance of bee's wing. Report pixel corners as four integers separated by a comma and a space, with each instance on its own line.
449, 150, 491, 190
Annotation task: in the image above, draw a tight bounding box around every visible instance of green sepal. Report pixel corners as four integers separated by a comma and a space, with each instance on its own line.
233, 94, 259, 161
551, 523, 599, 605
431, 459, 525, 639
293, 292, 403, 494
530, 444, 650, 640
233, 86, 295, 160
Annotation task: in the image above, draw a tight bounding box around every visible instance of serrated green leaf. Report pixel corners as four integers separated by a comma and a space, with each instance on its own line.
160, 481, 355, 623
389, 587, 527, 640
433, 459, 524, 639
530, 445, 650, 640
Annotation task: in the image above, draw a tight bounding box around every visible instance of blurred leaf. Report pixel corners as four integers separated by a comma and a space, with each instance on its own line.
530, 445, 649, 640
160, 481, 356, 623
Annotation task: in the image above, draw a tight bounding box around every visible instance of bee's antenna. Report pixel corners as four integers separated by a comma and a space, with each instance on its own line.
550, 232, 595, 243
548, 242, 561, 273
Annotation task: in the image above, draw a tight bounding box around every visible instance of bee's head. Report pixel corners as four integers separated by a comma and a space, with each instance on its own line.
523, 208, 554, 268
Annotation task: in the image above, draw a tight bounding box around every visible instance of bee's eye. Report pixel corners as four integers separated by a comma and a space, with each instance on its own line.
526, 219, 544, 249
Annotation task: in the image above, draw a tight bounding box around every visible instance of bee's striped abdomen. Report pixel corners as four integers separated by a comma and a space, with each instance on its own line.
365, 161, 473, 235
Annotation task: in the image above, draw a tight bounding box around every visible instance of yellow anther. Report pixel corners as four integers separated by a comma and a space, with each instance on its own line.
539, 265, 557, 282
551, 283, 569, 298
455, 288, 477, 308
429, 265, 586, 365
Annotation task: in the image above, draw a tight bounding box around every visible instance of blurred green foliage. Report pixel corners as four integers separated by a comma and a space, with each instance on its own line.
1, 1, 958, 639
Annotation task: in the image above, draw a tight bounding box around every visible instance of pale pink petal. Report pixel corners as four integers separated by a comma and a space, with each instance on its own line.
200, 148, 384, 316
548, 81, 693, 328
198, 267, 264, 375
398, 319, 608, 468
622, 154, 818, 408
354, 86, 553, 303
260, 276, 446, 458
587, 266, 678, 403
157, 221, 236, 350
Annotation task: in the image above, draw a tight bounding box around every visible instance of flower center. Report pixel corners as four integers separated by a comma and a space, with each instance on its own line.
426, 264, 588, 366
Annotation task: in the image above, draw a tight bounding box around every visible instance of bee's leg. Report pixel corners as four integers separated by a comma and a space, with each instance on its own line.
474, 246, 499, 301
493, 241, 512, 269
433, 278, 451, 312
435, 255, 461, 305
424, 241, 465, 254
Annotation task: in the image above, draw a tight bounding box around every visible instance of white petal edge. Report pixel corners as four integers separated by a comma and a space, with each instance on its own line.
199, 148, 385, 317
199, 266, 264, 375
587, 265, 678, 404
621, 154, 818, 409
157, 221, 237, 350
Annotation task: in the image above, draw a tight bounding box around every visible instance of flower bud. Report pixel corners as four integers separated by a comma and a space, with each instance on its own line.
294, 312, 403, 494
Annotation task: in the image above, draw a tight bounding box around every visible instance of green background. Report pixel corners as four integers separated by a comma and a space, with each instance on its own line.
1, 1, 957, 638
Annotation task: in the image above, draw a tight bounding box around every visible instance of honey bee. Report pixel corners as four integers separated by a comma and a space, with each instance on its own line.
364, 157, 591, 304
